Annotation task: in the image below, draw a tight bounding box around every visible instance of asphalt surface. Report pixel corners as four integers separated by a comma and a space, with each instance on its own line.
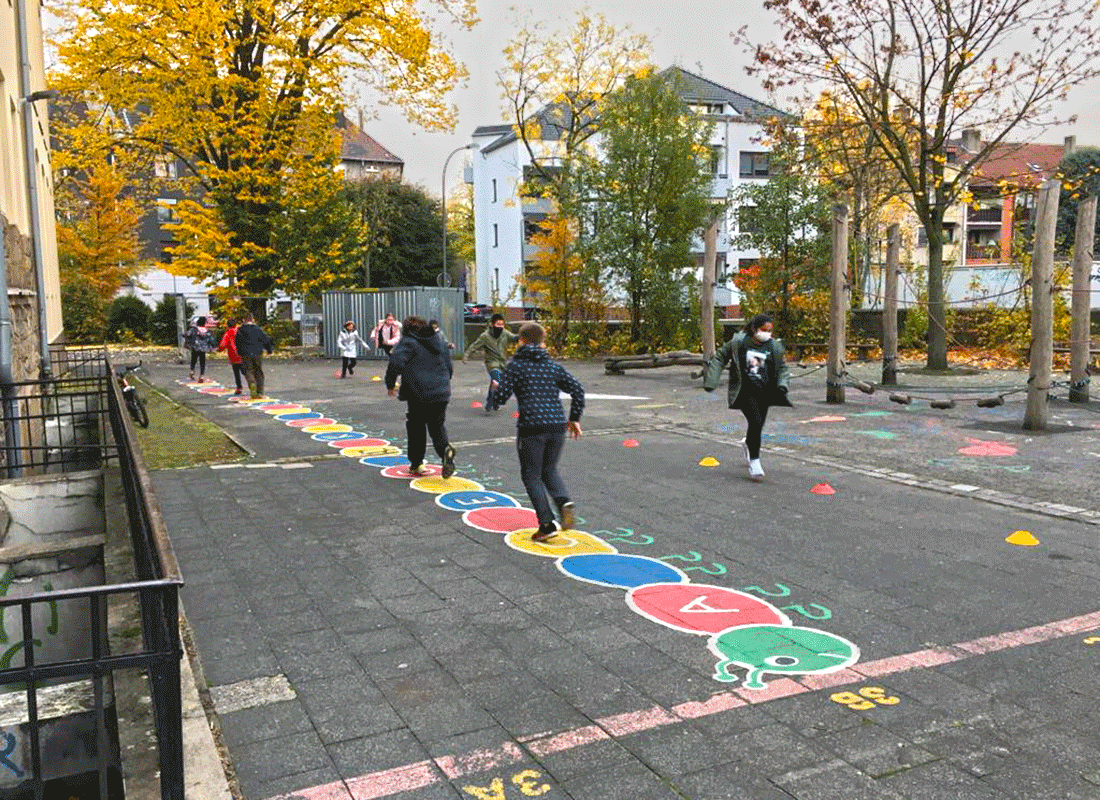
143, 352, 1100, 800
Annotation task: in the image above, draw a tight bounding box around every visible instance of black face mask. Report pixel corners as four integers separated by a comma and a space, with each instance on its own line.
490, 326, 503, 339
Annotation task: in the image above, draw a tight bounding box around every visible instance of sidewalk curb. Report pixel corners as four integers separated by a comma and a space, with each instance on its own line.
670, 426, 1100, 526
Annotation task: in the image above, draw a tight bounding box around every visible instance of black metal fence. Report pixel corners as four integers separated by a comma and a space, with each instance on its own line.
0, 352, 183, 799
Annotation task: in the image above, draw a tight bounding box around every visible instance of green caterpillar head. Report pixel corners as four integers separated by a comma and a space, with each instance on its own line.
708, 624, 859, 689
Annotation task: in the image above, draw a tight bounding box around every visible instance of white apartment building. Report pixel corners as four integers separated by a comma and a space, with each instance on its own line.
467, 66, 784, 309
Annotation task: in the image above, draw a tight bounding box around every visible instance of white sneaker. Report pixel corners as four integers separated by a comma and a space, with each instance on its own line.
741, 439, 751, 466
749, 459, 765, 479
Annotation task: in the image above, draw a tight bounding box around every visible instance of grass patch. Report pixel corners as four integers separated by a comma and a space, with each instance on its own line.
129, 377, 246, 469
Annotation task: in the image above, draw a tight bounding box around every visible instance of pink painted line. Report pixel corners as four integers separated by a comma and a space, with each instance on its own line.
434, 742, 525, 780
344, 761, 439, 800
672, 692, 745, 719
525, 725, 608, 757
797, 668, 865, 690
268, 781, 354, 800
596, 705, 679, 736
735, 677, 807, 703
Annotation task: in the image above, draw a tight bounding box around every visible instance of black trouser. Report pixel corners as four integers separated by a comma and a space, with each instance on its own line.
406, 400, 450, 468
740, 394, 770, 459
379, 344, 393, 357
517, 428, 569, 527
189, 350, 206, 375
231, 363, 246, 390
241, 355, 265, 397
341, 357, 357, 377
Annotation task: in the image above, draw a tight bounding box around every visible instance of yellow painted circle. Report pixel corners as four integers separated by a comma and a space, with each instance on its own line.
302, 423, 352, 433
263, 406, 310, 415
341, 445, 402, 457
409, 476, 484, 495
504, 529, 617, 558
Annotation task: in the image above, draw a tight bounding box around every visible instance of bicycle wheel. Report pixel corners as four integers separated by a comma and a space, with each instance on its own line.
128, 393, 150, 428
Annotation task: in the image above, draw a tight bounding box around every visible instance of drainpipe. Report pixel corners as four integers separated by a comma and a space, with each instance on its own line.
15, 0, 54, 380
0, 223, 22, 478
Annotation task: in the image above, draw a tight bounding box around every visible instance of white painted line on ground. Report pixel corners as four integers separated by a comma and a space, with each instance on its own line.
210, 674, 296, 715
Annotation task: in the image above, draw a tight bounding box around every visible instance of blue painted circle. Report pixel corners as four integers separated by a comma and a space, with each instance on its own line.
275, 411, 323, 421
312, 431, 366, 442
360, 455, 411, 467
435, 491, 520, 512
557, 554, 688, 589
254, 401, 286, 407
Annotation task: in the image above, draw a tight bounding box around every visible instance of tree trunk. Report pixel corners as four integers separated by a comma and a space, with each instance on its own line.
925, 228, 948, 370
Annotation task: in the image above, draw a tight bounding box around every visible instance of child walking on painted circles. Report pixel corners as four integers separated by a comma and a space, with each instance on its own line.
703, 314, 791, 479
338, 320, 368, 378
490, 322, 584, 542
385, 316, 457, 478
216, 318, 245, 394
185, 316, 216, 382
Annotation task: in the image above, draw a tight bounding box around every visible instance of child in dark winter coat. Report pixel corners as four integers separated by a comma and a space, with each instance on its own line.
185, 316, 217, 382
385, 316, 457, 477
490, 322, 585, 542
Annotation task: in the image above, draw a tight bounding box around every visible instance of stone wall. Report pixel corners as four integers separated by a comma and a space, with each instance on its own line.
2, 212, 42, 384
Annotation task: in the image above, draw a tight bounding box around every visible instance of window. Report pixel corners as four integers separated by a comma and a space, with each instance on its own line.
709, 146, 725, 177
737, 206, 760, 234
524, 220, 547, 242
916, 224, 956, 246
156, 198, 179, 223
154, 155, 178, 179
492, 179, 497, 203
493, 223, 499, 247
691, 103, 724, 115
739, 151, 770, 178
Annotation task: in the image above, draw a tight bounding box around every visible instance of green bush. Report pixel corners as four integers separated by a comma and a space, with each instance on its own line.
265, 318, 300, 347
61, 278, 107, 343
150, 296, 194, 346
105, 296, 152, 342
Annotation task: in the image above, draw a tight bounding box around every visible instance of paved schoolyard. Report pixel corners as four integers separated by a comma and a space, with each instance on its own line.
144, 354, 1100, 800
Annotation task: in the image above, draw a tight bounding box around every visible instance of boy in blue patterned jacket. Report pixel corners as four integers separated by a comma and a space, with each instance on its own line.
490, 323, 585, 542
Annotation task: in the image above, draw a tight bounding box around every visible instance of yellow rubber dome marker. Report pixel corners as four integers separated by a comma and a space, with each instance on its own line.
1005, 530, 1040, 546
698, 456, 720, 467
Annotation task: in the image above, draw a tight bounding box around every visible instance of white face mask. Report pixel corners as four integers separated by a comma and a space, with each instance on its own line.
754, 330, 773, 342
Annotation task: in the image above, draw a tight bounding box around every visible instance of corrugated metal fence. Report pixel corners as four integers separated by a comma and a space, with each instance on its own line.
322, 288, 464, 360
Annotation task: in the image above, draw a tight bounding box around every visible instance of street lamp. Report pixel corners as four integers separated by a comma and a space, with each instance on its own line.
441, 143, 478, 290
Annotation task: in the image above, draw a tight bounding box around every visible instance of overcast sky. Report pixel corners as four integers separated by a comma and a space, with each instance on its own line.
361, 0, 1100, 195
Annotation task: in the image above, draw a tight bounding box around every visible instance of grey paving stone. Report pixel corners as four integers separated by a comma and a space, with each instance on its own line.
881, 760, 1002, 800
328, 728, 432, 781
489, 691, 594, 740
355, 644, 440, 680
672, 761, 800, 799
257, 608, 329, 637
618, 722, 735, 777
217, 698, 314, 749
817, 722, 937, 779
341, 625, 421, 656
232, 730, 334, 795
244, 766, 343, 800
402, 697, 497, 739
721, 724, 834, 780
773, 758, 909, 800
277, 647, 362, 685
203, 649, 282, 687
296, 673, 403, 745
560, 759, 686, 800
762, 694, 866, 739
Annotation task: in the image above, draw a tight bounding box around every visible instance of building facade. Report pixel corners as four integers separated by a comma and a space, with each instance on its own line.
2, 0, 62, 379
467, 67, 784, 311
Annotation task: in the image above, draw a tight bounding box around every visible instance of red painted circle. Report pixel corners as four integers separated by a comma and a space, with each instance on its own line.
628, 583, 788, 635
328, 438, 388, 449
381, 464, 443, 479
471, 401, 483, 408
462, 506, 539, 533
287, 417, 335, 428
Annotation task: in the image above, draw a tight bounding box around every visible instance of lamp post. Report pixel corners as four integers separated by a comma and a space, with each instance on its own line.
441, 143, 478, 290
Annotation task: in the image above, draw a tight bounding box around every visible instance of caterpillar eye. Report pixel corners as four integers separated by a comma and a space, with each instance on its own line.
765, 655, 799, 667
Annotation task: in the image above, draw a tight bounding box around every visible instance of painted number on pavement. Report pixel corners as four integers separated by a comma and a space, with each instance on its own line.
462, 769, 552, 798
830, 686, 901, 711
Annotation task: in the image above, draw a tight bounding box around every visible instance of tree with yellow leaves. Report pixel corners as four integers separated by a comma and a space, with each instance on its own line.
740, 0, 1100, 369
498, 10, 649, 341
52, 0, 475, 304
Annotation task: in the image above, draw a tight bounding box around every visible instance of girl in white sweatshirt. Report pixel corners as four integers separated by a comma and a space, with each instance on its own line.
337, 321, 369, 377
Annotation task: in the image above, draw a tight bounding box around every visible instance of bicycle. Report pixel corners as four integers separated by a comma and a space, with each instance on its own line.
116, 363, 149, 428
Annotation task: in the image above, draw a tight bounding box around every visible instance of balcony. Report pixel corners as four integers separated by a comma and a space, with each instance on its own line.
967, 206, 1003, 224
966, 242, 1003, 262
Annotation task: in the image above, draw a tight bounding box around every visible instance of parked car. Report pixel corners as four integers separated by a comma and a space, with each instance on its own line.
464, 303, 493, 323
522, 307, 547, 321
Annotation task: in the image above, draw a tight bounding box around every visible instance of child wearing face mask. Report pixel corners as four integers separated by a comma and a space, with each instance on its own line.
462, 313, 519, 413
703, 313, 791, 479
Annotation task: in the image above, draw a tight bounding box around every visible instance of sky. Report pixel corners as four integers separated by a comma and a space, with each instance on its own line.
360, 0, 1100, 195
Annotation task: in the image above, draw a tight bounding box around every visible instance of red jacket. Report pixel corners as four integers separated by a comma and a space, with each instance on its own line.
217, 327, 241, 364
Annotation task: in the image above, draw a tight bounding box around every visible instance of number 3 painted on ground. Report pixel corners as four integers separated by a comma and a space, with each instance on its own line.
512, 769, 551, 796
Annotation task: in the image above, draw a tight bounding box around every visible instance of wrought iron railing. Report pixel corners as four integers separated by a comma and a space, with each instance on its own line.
0, 351, 183, 799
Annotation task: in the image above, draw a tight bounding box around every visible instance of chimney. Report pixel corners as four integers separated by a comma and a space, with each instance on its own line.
961, 128, 981, 153
1064, 135, 1076, 155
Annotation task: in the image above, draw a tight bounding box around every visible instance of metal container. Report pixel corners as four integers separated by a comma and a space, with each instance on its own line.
322, 288, 464, 360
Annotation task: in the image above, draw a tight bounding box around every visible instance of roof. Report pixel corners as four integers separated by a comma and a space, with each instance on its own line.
969, 141, 1068, 188
335, 113, 404, 165
659, 66, 790, 121
472, 67, 786, 155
